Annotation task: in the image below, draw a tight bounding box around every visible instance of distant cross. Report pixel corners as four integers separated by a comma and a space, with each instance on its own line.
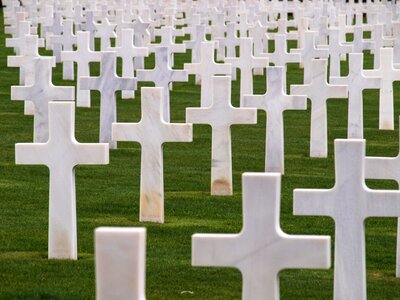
80, 52, 136, 149
364, 47, 400, 130
291, 59, 348, 157
352, 25, 375, 53
244, 67, 306, 173
266, 34, 301, 68
365, 119, 400, 277
193, 172, 331, 300
186, 76, 257, 195
371, 24, 394, 69
137, 46, 188, 122
294, 139, 400, 300
225, 38, 268, 105
95, 227, 146, 300
80, 11, 96, 50
112, 87, 192, 223
16, 102, 109, 259
331, 53, 381, 138
216, 23, 240, 63
95, 17, 116, 51
184, 42, 232, 107
61, 31, 101, 107
114, 28, 149, 99
11, 58, 75, 142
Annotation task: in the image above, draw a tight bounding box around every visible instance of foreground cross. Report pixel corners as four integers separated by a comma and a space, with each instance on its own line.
112, 87, 192, 223
186, 76, 257, 195
193, 172, 330, 300
365, 120, 400, 277
244, 67, 307, 173
80, 52, 136, 149
294, 139, 400, 299
95, 227, 146, 300
290, 59, 348, 157
16, 102, 109, 259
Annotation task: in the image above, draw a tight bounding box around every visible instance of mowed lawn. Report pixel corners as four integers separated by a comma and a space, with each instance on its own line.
1, 9, 400, 299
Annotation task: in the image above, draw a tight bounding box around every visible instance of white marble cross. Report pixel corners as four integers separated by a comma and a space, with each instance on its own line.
16, 102, 109, 259
61, 31, 101, 107
186, 76, 257, 195
325, 27, 353, 78
216, 23, 240, 63
48, 19, 77, 80
225, 38, 268, 105
365, 119, 400, 278
80, 52, 136, 149
114, 28, 149, 99
290, 59, 348, 157
371, 24, 394, 69
95, 227, 146, 300
331, 53, 381, 138
193, 172, 331, 300
95, 17, 116, 51
184, 42, 232, 107
352, 25, 375, 53
364, 47, 400, 130
137, 46, 188, 122
244, 67, 307, 173
80, 11, 96, 50
291, 31, 329, 84
150, 26, 185, 68
11, 58, 75, 143
294, 139, 400, 300
266, 34, 301, 68
112, 87, 192, 223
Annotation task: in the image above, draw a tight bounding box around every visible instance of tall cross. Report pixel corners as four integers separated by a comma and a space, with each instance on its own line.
112, 87, 192, 223
186, 76, 257, 195
184, 42, 232, 107
294, 139, 400, 300
114, 28, 149, 99
193, 172, 331, 300
331, 53, 381, 138
364, 47, 400, 130
80, 52, 136, 149
290, 59, 348, 157
16, 102, 109, 259
11, 58, 75, 142
61, 31, 101, 107
137, 46, 188, 122
365, 119, 400, 277
244, 66, 307, 173
95, 227, 146, 299
225, 38, 268, 105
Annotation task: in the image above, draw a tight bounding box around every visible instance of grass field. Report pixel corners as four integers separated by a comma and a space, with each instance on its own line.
1, 9, 400, 299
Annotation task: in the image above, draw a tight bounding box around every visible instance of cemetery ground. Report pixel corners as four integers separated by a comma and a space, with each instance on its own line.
1, 13, 400, 300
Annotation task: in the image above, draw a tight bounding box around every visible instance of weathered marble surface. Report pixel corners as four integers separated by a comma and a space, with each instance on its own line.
290, 59, 347, 157
96, 227, 146, 300
244, 67, 306, 173
186, 76, 257, 195
80, 52, 136, 149
193, 172, 331, 300
295, 139, 400, 300
112, 87, 192, 223
11, 58, 75, 143
16, 102, 109, 259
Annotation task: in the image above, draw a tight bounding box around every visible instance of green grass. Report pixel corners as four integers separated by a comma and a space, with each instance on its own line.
1, 10, 400, 299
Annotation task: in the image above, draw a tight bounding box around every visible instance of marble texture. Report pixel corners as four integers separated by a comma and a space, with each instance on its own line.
95, 227, 146, 300
112, 87, 192, 223
137, 46, 188, 122
114, 28, 149, 99
225, 38, 268, 105
193, 172, 331, 300
61, 31, 101, 107
294, 139, 400, 300
365, 119, 400, 277
184, 42, 232, 107
16, 102, 109, 259
244, 67, 306, 173
364, 47, 400, 130
331, 53, 381, 139
290, 59, 348, 158
11, 58, 75, 143
80, 52, 136, 149
291, 31, 329, 84
186, 76, 257, 196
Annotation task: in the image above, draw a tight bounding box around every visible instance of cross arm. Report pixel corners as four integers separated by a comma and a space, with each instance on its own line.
290, 84, 309, 97
327, 84, 348, 99
293, 188, 335, 217
112, 123, 141, 142
365, 157, 400, 184
75, 143, 109, 165
16, 143, 49, 166
282, 95, 307, 110
11, 85, 31, 101
365, 189, 400, 217
80, 76, 100, 91
242, 94, 266, 111
186, 107, 212, 124
183, 63, 200, 75
162, 123, 193, 143
51, 85, 75, 101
